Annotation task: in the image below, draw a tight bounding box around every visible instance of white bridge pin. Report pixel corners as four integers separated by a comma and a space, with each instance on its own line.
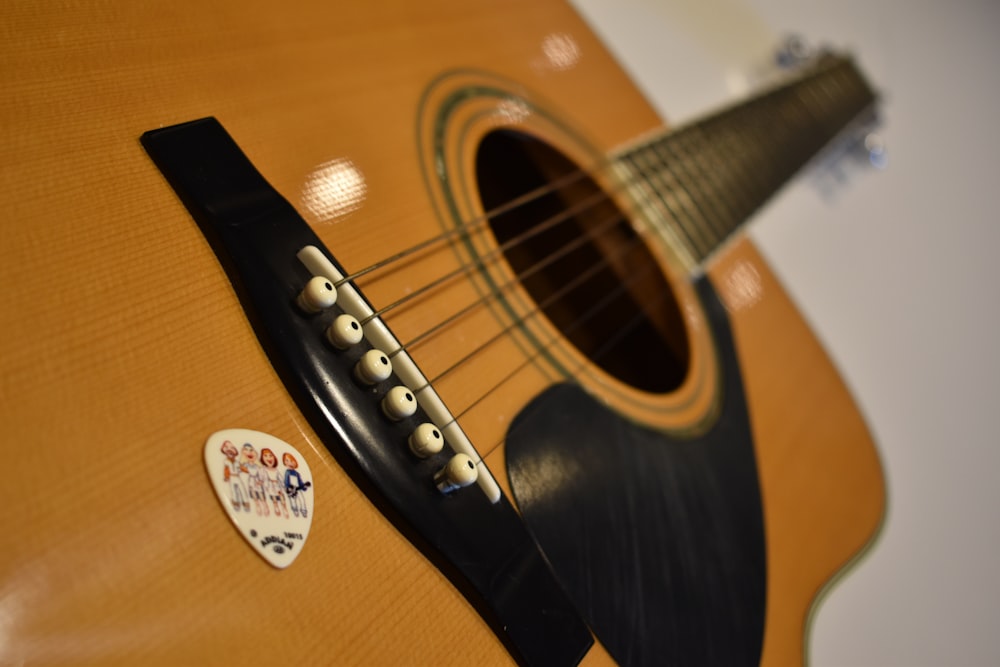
354, 349, 392, 384
382, 385, 417, 421
326, 313, 364, 349
204, 429, 315, 569
435, 453, 479, 494
297, 275, 338, 313
408, 422, 444, 458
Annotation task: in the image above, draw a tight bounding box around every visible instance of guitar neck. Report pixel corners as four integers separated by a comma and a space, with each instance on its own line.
616, 56, 877, 270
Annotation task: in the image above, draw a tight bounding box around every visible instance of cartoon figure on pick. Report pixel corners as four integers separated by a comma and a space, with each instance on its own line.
283, 452, 311, 518
205, 429, 316, 569
220, 440, 250, 512
241, 442, 268, 516
261, 447, 290, 519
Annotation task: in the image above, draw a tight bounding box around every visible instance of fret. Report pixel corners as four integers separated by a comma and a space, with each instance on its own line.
724, 118, 773, 218
744, 95, 810, 182
677, 126, 755, 228
705, 111, 777, 213
666, 127, 744, 230
692, 123, 767, 221
613, 56, 876, 268
654, 132, 734, 242
651, 149, 721, 259
674, 124, 757, 239
629, 149, 717, 259
614, 156, 700, 271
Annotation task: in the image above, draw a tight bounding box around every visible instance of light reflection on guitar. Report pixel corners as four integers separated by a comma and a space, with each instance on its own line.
0, 1, 885, 664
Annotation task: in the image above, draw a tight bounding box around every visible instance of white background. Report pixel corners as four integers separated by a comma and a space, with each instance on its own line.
568, 1, 1000, 665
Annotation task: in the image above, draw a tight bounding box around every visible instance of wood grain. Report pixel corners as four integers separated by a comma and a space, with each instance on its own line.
0, 0, 883, 664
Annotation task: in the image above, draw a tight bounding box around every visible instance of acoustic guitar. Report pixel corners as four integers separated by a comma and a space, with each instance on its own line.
0, 0, 884, 665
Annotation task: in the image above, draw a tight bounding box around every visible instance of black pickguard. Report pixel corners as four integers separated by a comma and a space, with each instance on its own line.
141, 117, 593, 667
506, 278, 766, 666
143, 116, 764, 667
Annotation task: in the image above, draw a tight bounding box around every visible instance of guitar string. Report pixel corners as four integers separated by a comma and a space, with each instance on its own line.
334, 166, 596, 286
338, 67, 866, 471
336, 57, 860, 289
387, 206, 629, 359
392, 115, 772, 455
353, 122, 729, 323
368, 112, 773, 370
456, 263, 676, 464
369, 77, 844, 392
658, 128, 736, 239
340, 154, 679, 454
435, 75, 868, 470
456, 80, 866, 464
418, 253, 667, 459
357, 187, 616, 326
368, 109, 775, 399
410, 121, 787, 463
367, 159, 700, 459
410, 212, 644, 390
342, 149, 670, 294
392, 100, 847, 464
382, 130, 749, 405
340, 117, 752, 290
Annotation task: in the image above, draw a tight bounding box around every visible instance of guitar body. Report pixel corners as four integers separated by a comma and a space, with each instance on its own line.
0, 1, 883, 665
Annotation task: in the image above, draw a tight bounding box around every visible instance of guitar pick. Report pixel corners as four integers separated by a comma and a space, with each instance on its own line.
204, 429, 315, 569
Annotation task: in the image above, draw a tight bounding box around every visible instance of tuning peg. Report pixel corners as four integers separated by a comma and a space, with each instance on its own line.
775, 34, 815, 69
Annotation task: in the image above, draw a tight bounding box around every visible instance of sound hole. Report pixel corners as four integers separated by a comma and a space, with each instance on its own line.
475, 130, 689, 394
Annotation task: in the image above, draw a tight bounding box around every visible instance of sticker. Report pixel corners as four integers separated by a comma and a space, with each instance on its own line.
204, 429, 314, 569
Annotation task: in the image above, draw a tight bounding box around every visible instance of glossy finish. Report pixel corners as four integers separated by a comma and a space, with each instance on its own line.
142, 117, 592, 666
0, 1, 884, 664
203, 429, 316, 569
508, 278, 766, 667
708, 245, 884, 667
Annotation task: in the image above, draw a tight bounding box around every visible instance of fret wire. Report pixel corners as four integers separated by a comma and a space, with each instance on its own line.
647, 142, 727, 254
646, 144, 725, 260
764, 92, 813, 172
801, 87, 838, 142
730, 100, 803, 207
641, 148, 717, 260
742, 104, 795, 209
689, 122, 751, 237
796, 80, 846, 155
825, 67, 870, 126
661, 130, 737, 234
766, 105, 808, 177
627, 149, 715, 259
764, 93, 817, 177
693, 121, 769, 220
717, 102, 783, 188
641, 146, 712, 262
685, 121, 759, 222
814, 65, 860, 125
613, 57, 876, 268
819, 67, 847, 107
653, 134, 732, 244
783, 77, 827, 142
617, 154, 701, 267
671, 126, 743, 234
662, 127, 745, 243
709, 115, 774, 213
827, 65, 856, 110
800, 79, 839, 139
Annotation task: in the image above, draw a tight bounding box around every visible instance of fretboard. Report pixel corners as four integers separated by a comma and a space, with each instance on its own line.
615, 55, 877, 271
